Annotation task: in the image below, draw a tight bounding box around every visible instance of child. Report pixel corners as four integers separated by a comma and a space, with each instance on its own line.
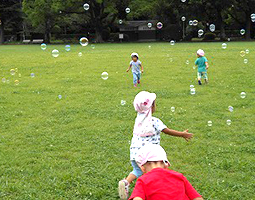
129, 144, 204, 200
195, 49, 209, 85
126, 52, 143, 87
118, 91, 194, 200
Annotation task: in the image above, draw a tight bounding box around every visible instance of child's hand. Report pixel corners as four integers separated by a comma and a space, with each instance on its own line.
141, 70, 144, 73
182, 129, 193, 141
126, 69, 129, 72
206, 66, 209, 69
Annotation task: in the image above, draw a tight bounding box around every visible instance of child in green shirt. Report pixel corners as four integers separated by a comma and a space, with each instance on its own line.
195, 49, 209, 85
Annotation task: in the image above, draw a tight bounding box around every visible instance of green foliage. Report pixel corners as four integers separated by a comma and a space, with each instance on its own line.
0, 42, 254, 199
203, 32, 216, 41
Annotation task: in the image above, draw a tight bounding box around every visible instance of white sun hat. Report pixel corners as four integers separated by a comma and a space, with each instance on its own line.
197, 49, 205, 56
131, 52, 139, 59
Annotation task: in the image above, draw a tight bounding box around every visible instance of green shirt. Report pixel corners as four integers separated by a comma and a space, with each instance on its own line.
195, 56, 208, 72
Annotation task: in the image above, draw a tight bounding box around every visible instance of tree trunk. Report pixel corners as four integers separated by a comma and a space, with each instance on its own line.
218, 12, 226, 40
44, 19, 51, 43
0, 23, 4, 44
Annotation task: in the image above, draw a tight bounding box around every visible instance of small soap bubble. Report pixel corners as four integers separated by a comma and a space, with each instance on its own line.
240, 51, 245, 57
157, 22, 163, 29
80, 37, 89, 46
251, 13, 255, 22
190, 88, 196, 95
244, 59, 248, 64
222, 43, 227, 49
171, 106, 175, 112
91, 45, 95, 49
125, 7, 130, 14
121, 100, 126, 106
192, 20, 198, 26
52, 49, 59, 58
181, 16, 186, 22
240, 29, 245, 35
65, 45, 71, 52
228, 106, 234, 112
170, 40, 175, 45
186, 60, 190, 65
101, 72, 108, 80
78, 52, 82, 57
209, 24, 215, 32
10, 69, 15, 75
148, 45, 151, 49
189, 20, 193, 26
41, 43, 47, 50
227, 38, 231, 42
190, 85, 194, 88
14, 80, 19, 85
119, 19, 123, 24
30, 73, 35, 78
2, 78, 6, 83
181, 0, 186, 2
83, 3, 89, 11
226, 119, 231, 126
147, 22, 152, 28
58, 95, 62, 99
240, 92, 246, 99
207, 121, 212, 127
245, 49, 249, 54
198, 29, 204, 36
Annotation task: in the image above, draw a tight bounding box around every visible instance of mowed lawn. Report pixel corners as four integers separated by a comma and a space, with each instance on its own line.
0, 42, 254, 199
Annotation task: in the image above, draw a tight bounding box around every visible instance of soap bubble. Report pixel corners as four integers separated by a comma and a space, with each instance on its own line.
190, 88, 196, 95
222, 43, 227, 49
157, 22, 163, 29
14, 80, 19, 85
181, 0, 186, 2
189, 20, 193, 26
245, 49, 249, 54
58, 95, 62, 99
125, 7, 130, 14
83, 3, 89, 11
190, 85, 194, 88
228, 106, 234, 112
209, 24, 215, 32
65, 45, 71, 52
227, 38, 231, 42
207, 121, 212, 127
91, 44, 95, 49
2, 78, 6, 83
193, 20, 198, 26
198, 29, 204, 36
170, 40, 175, 45
147, 22, 152, 28
251, 13, 255, 22
244, 59, 248, 64
186, 60, 190, 65
226, 119, 232, 126
41, 43, 47, 50
193, 66, 196, 69
121, 100, 126, 106
10, 69, 15, 75
80, 37, 89, 46
240, 92, 246, 99
148, 45, 151, 49
240, 29, 245, 35
240, 51, 245, 57
52, 49, 59, 58
181, 16, 186, 22
78, 52, 82, 57
101, 72, 108, 80
119, 19, 123, 24
171, 106, 175, 112
30, 73, 35, 78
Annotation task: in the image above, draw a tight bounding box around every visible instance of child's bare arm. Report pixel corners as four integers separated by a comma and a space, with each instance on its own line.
205, 62, 209, 69
126, 64, 131, 72
141, 64, 144, 73
162, 128, 193, 141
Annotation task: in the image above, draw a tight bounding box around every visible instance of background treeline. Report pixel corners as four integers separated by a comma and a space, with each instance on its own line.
0, 0, 255, 43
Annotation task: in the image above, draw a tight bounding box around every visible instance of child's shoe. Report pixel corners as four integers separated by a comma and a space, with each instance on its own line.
118, 179, 129, 200
134, 84, 137, 87
138, 80, 140, 84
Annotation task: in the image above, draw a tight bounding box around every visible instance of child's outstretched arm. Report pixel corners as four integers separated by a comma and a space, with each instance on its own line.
205, 62, 209, 69
162, 128, 193, 141
126, 64, 131, 72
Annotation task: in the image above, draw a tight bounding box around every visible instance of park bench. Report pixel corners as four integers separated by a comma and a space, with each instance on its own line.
22, 39, 31, 44
32, 39, 44, 44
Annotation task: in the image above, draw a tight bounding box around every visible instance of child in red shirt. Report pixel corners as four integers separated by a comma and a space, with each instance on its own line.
129, 144, 203, 200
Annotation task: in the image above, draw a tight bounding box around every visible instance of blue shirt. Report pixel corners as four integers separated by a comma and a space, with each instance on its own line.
130, 60, 142, 74
195, 56, 208, 72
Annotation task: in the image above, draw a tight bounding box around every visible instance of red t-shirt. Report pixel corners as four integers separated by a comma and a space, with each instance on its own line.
129, 168, 202, 200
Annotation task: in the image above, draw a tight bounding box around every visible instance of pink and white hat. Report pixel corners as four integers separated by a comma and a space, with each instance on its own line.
133, 91, 156, 114
197, 49, 205, 56
136, 144, 171, 167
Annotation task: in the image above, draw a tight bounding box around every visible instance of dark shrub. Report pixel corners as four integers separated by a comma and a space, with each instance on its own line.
203, 32, 216, 41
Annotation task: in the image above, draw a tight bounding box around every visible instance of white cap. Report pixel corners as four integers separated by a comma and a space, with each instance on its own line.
131, 52, 139, 59
197, 49, 205, 56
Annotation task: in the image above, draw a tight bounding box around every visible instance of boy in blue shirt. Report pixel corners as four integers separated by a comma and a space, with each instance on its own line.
195, 49, 209, 85
127, 52, 143, 87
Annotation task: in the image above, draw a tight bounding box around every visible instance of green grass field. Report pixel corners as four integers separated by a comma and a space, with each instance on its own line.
0, 42, 254, 199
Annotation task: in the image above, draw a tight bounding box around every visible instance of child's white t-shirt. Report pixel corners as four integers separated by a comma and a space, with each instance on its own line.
130, 60, 142, 74
130, 117, 167, 160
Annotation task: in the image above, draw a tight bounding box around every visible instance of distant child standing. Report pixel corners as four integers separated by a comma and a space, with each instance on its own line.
126, 52, 143, 87
118, 91, 194, 200
129, 144, 204, 200
195, 49, 209, 85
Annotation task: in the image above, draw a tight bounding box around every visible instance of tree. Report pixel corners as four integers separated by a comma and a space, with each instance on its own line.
0, 0, 23, 44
